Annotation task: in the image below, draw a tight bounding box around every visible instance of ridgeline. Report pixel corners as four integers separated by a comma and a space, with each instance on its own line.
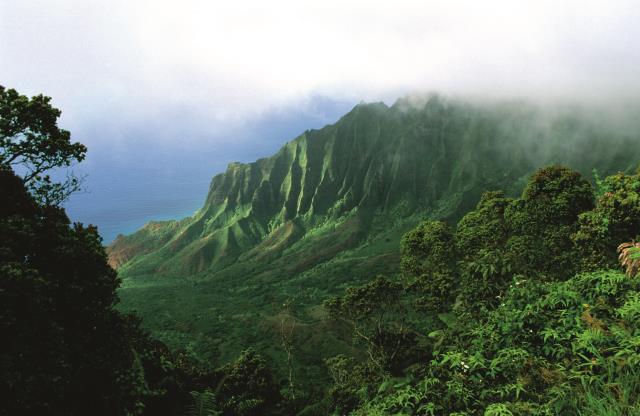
108, 95, 640, 388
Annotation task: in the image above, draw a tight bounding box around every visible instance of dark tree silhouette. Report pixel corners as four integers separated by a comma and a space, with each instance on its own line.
0, 85, 86, 205
0, 86, 147, 415
0, 168, 151, 415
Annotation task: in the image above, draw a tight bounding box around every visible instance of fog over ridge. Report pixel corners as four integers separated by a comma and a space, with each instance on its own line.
2, 0, 639, 147
1, 0, 638, 242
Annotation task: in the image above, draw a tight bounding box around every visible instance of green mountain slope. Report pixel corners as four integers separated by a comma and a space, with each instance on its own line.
109, 95, 640, 385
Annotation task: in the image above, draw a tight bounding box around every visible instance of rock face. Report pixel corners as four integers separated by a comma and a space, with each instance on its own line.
108, 96, 640, 281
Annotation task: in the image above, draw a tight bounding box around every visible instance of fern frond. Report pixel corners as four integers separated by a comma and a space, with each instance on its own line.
617, 242, 640, 277
187, 390, 220, 416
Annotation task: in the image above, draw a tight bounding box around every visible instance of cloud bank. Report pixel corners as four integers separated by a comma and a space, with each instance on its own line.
1, 0, 639, 141
2, 0, 639, 242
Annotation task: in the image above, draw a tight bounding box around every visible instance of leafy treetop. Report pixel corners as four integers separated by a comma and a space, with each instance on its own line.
0, 85, 86, 204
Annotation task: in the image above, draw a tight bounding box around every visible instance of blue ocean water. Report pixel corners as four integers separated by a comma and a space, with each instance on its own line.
62, 98, 355, 244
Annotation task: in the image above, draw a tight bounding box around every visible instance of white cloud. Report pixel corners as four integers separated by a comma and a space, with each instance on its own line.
1, 0, 639, 139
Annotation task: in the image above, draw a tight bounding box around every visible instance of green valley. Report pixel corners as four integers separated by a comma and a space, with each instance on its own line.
5, 84, 640, 415
4, 2, 640, 413
109, 95, 640, 395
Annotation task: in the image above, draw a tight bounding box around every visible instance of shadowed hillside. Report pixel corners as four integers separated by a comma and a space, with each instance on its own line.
108, 95, 640, 386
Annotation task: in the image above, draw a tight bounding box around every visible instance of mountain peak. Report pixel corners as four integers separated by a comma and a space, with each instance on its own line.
109, 97, 640, 280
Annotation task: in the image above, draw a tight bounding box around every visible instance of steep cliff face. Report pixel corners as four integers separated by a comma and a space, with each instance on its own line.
108, 96, 640, 281
108, 95, 640, 382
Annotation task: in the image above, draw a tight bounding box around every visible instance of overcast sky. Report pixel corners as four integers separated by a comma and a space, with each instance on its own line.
1, 0, 639, 241
2, 0, 639, 138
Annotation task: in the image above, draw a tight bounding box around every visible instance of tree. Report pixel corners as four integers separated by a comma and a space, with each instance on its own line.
401, 220, 457, 312
572, 170, 640, 271
215, 349, 281, 416
0, 86, 245, 416
0, 86, 166, 415
0, 168, 150, 415
504, 165, 594, 280
349, 166, 640, 416
0, 85, 86, 204
279, 299, 297, 400
324, 354, 373, 415
325, 276, 408, 374
454, 191, 513, 313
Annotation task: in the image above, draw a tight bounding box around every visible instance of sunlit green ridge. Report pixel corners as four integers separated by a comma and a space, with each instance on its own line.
108, 95, 640, 385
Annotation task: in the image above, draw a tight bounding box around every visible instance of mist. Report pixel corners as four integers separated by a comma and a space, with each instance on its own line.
1, 0, 639, 241
2, 1, 639, 132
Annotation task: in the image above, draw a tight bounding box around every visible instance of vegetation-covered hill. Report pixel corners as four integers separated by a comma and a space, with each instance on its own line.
5, 85, 640, 415
110, 97, 638, 279
109, 96, 640, 390
330, 165, 640, 415
1, 85, 293, 416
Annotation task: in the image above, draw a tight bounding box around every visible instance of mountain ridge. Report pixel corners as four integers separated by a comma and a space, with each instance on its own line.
108, 95, 640, 372
109, 96, 639, 279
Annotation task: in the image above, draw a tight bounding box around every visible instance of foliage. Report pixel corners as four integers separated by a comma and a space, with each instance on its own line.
452, 191, 512, 314
0, 85, 86, 205
504, 165, 594, 279
618, 242, 640, 277
456, 191, 512, 259
450, 166, 597, 315
344, 166, 640, 415
325, 276, 410, 374
592, 168, 611, 198
0, 165, 288, 416
215, 349, 282, 416
7, 86, 640, 415
0, 86, 295, 416
323, 354, 376, 415
0, 167, 149, 415
114, 98, 640, 401
573, 171, 640, 271
0, 86, 163, 414
355, 271, 640, 415
279, 299, 298, 399
401, 220, 458, 312
188, 390, 221, 416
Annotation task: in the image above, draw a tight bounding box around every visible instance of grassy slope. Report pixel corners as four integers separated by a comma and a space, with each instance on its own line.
112, 96, 640, 387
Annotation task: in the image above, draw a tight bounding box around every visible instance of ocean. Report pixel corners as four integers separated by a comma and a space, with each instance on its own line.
62, 98, 355, 244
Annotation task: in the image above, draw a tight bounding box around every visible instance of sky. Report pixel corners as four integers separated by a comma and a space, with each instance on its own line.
1, 0, 639, 242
